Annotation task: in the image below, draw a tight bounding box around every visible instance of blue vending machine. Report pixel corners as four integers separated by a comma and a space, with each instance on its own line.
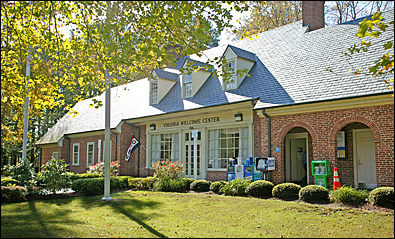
227, 158, 236, 181
243, 157, 254, 181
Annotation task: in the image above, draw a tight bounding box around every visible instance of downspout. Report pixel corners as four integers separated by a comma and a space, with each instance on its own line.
262, 110, 271, 157
111, 131, 118, 162
67, 136, 71, 171
124, 121, 141, 177
262, 109, 272, 181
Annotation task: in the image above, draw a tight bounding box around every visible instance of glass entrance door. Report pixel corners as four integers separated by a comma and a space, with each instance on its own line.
184, 131, 201, 179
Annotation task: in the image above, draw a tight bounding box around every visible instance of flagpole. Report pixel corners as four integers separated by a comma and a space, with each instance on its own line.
102, 69, 112, 201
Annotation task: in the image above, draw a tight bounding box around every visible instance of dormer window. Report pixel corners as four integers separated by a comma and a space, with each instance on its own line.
224, 61, 236, 90
150, 80, 158, 104
183, 74, 193, 98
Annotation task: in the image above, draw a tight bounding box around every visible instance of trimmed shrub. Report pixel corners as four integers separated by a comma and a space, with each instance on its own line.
1, 178, 19, 186
1, 186, 27, 200
210, 181, 227, 194
368, 187, 394, 208
69, 173, 103, 180
141, 177, 158, 190
330, 186, 369, 206
220, 178, 251, 196
71, 177, 128, 195
272, 183, 301, 200
190, 180, 211, 192
299, 185, 329, 203
246, 180, 274, 197
184, 178, 195, 189
153, 178, 190, 192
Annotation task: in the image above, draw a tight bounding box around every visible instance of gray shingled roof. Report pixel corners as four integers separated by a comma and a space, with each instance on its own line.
36, 9, 394, 145
153, 68, 178, 81
227, 45, 256, 62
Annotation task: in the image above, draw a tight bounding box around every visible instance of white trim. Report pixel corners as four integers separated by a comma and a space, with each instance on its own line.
72, 143, 80, 165
52, 152, 59, 160
87, 142, 95, 166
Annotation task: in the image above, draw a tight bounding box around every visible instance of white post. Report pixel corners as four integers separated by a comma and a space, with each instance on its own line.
102, 69, 112, 201
22, 52, 31, 161
192, 130, 198, 180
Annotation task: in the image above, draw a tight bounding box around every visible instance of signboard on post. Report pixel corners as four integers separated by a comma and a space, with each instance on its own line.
192, 129, 198, 138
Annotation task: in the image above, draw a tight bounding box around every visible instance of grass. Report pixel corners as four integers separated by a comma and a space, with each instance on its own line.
1, 190, 394, 238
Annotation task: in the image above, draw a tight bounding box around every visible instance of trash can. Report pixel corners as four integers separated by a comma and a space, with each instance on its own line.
311, 160, 331, 189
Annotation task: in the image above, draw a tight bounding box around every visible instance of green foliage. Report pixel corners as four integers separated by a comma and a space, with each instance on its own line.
299, 185, 329, 203
272, 183, 301, 200
368, 187, 394, 208
86, 160, 120, 176
330, 186, 369, 206
220, 178, 251, 196
1, 177, 19, 186
209, 181, 227, 194
1, 165, 13, 177
38, 158, 71, 194
190, 180, 211, 192
71, 177, 128, 195
9, 160, 35, 186
1, 185, 27, 200
128, 177, 158, 190
153, 178, 190, 192
246, 180, 274, 197
69, 172, 103, 180
152, 159, 184, 180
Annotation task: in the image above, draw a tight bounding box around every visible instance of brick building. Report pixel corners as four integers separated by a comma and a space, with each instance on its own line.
36, 2, 394, 189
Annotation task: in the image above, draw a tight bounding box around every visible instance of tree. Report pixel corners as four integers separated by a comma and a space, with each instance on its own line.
1, 1, 249, 166
325, 1, 394, 25
228, 1, 302, 41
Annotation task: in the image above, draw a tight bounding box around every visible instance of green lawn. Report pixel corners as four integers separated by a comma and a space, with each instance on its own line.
1, 190, 394, 238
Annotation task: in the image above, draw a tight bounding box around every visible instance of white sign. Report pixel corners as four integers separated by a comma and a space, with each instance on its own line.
192, 129, 198, 138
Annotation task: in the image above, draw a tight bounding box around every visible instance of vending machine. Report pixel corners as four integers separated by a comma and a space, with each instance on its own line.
227, 158, 236, 181
243, 157, 254, 181
311, 160, 331, 189
235, 158, 244, 180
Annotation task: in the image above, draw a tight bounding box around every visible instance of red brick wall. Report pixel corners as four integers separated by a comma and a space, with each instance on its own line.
207, 171, 227, 181
118, 123, 153, 177
40, 146, 62, 168
254, 104, 394, 188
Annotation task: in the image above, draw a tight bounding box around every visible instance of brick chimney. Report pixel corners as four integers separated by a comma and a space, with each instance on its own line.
302, 1, 325, 31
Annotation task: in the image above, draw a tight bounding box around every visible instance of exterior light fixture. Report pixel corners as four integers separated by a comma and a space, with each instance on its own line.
150, 124, 156, 131
235, 113, 243, 122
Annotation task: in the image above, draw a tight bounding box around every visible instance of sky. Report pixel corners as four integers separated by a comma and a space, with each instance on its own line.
218, 8, 252, 46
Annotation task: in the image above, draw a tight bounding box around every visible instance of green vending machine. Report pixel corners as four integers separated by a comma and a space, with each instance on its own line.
311, 160, 331, 189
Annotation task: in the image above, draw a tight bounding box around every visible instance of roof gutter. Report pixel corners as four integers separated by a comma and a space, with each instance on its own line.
253, 92, 392, 111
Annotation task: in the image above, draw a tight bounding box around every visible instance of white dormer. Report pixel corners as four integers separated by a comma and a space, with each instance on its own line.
221, 45, 256, 91
149, 68, 178, 105
180, 59, 213, 99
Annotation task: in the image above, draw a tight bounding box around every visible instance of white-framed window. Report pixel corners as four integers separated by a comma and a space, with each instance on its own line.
87, 142, 95, 165
150, 133, 179, 167
72, 143, 80, 165
150, 80, 158, 104
183, 74, 193, 98
208, 127, 249, 170
52, 152, 59, 160
223, 61, 236, 90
